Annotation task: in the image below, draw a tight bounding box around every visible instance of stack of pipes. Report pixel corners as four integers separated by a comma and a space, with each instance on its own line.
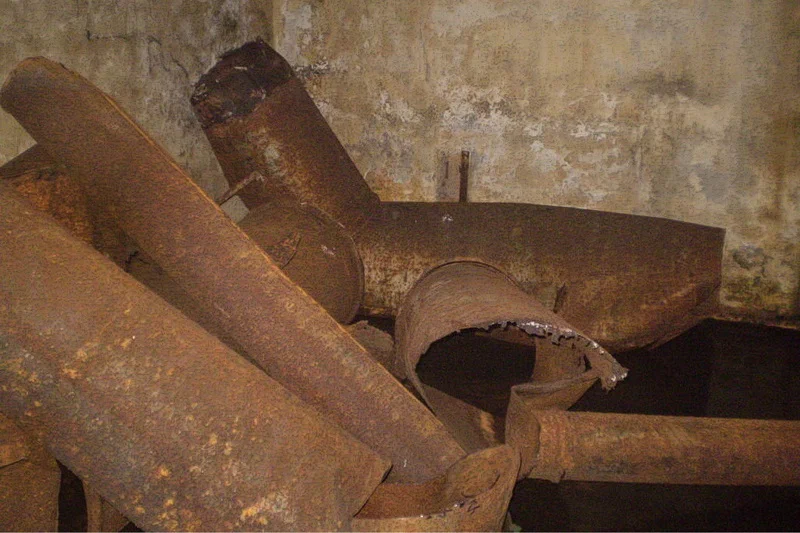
0, 42, 796, 532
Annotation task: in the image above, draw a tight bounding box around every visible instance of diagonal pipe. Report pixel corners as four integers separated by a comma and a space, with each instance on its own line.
0, 57, 465, 483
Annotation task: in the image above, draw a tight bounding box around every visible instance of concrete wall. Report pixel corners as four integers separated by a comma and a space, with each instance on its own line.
274, 0, 800, 320
1, 0, 797, 320
0, 0, 271, 202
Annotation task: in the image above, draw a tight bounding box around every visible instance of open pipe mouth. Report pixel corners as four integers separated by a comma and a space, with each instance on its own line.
416, 325, 538, 443
395, 261, 626, 452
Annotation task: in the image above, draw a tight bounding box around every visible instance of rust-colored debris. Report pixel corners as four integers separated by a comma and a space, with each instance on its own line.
0, 57, 465, 483
353, 445, 520, 532
396, 261, 627, 451
0, 413, 60, 532
238, 199, 364, 324
0, 186, 388, 530
506, 404, 800, 486
191, 39, 382, 233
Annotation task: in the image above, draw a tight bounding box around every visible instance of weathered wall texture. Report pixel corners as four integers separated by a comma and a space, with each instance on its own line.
274, 0, 800, 320
0, 0, 271, 202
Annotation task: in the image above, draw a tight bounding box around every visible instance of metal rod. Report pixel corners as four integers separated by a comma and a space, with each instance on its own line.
458, 150, 469, 203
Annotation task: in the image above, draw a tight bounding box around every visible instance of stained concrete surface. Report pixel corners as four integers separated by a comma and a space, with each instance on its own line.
0, 0, 271, 216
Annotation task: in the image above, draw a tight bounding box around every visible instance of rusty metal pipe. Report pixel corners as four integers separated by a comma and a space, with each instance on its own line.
0, 57, 464, 482
396, 261, 626, 452
191, 39, 381, 233
507, 406, 800, 486
0, 185, 390, 530
237, 199, 365, 324
189, 42, 725, 354
361, 202, 724, 353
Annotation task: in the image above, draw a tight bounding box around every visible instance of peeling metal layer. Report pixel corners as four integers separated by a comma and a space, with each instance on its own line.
0, 186, 389, 531
191, 39, 381, 232
239, 199, 364, 324
353, 445, 520, 532
396, 261, 626, 452
0, 414, 60, 532
361, 202, 725, 353
0, 58, 464, 482
506, 405, 800, 486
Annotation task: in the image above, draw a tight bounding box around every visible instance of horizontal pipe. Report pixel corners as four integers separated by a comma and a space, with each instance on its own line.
0, 57, 464, 482
512, 408, 800, 486
359, 202, 724, 353
0, 185, 388, 530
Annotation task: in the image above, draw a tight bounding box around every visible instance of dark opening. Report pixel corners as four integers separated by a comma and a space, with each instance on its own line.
415, 325, 538, 432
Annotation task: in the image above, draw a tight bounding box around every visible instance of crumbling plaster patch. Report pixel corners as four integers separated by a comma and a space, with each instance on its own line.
275, 0, 800, 318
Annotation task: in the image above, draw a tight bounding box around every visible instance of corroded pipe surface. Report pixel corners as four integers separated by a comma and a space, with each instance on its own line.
238, 199, 364, 324
191, 39, 381, 233
1, 57, 465, 482
361, 202, 725, 353
353, 445, 520, 532
189, 43, 724, 354
396, 261, 626, 452
507, 405, 800, 486
0, 186, 388, 530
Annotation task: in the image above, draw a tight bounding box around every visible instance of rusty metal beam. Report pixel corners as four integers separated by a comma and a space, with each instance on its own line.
191, 39, 382, 233
505, 404, 800, 486
0, 57, 465, 482
0, 185, 389, 530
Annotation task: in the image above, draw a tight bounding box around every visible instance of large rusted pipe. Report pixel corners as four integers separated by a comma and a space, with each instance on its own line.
361, 202, 724, 353
190, 42, 725, 354
0, 57, 464, 482
191, 39, 381, 233
0, 185, 388, 531
505, 404, 800, 486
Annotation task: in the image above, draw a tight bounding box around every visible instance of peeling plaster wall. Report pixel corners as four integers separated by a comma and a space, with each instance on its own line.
0, 0, 271, 203
274, 0, 800, 319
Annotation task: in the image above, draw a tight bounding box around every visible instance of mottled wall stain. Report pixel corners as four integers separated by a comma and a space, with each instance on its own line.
0, 0, 270, 203
275, 0, 800, 318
